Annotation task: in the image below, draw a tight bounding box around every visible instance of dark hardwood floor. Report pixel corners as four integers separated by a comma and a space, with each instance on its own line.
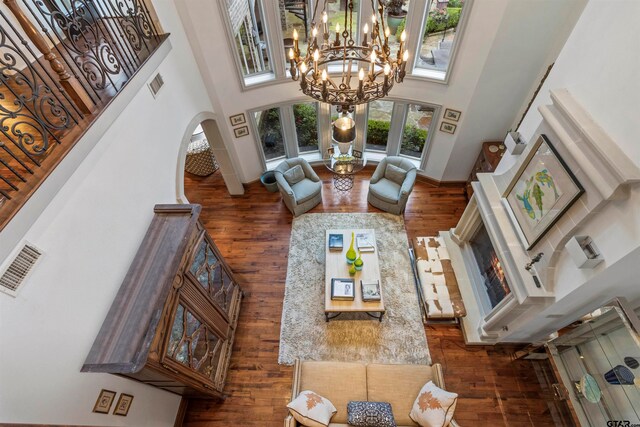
182, 167, 560, 427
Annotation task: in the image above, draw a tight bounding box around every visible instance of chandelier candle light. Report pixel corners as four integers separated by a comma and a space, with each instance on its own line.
289, 0, 408, 113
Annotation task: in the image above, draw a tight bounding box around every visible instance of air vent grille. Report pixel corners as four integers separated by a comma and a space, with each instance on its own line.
0, 244, 42, 296
148, 73, 164, 98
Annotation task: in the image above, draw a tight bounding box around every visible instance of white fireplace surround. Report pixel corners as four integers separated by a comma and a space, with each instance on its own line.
445, 89, 640, 344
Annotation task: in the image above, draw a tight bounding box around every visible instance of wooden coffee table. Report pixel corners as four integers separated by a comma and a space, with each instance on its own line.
324, 229, 385, 322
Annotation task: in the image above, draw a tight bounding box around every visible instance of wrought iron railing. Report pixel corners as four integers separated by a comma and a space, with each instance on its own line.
0, 0, 164, 227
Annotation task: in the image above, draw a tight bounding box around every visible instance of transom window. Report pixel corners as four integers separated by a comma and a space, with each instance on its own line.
413, 0, 469, 80
225, 0, 471, 86
222, 0, 273, 85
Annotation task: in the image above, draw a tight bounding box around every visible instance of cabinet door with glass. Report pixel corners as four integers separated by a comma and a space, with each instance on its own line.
548, 299, 640, 426
187, 231, 241, 322
162, 298, 227, 391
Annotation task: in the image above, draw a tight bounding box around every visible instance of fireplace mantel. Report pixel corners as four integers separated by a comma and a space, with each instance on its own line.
445, 89, 640, 344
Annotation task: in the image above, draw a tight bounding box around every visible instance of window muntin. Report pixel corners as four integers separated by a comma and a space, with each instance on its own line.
401, 104, 434, 158
414, 0, 466, 78
254, 107, 285, 160
293, 102, 319, 153
366, 100, 393, 152
226, 0, 272, 78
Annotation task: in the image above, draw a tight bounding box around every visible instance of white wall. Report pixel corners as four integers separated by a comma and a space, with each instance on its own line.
0, 0, 215, 424
496, 0, 640, 342
176, 0, 584, 183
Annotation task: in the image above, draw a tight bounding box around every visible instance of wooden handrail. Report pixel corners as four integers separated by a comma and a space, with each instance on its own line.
3, 0, 93, 114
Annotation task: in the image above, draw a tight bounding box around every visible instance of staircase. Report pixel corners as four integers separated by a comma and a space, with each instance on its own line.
284, 1, 308, 38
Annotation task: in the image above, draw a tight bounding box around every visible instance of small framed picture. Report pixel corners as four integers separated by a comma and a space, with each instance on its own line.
361, 280, 381, 301
229, 113, 246, 126
113, 393, 134, 416
234, 126, 249, 138
331, 278, 355, 301
352, 149, 363, 159
444, 108, 462, 122
93, 389, 116, 414
440, 121, 456, 134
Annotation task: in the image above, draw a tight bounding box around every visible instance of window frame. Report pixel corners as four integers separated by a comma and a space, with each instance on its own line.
278, 0, 364, 76
248, 98, 322, 170
397, 102, 439, 165
249, 106, 288, 167
362, 98, 441, 169
291, 101, 321, 155
250, 98, 440, 172
363, 100, 401, 154
407, 0, 474, 84
218, 0, 280, 89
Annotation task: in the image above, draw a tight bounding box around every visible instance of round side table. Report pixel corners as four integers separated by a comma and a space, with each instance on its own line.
323, 150, 366, 191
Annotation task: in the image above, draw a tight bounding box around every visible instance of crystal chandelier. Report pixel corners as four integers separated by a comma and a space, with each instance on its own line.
288, 0, 408, 112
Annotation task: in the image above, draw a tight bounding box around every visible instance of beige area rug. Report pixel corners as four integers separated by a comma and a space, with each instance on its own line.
278, 213, 431, 365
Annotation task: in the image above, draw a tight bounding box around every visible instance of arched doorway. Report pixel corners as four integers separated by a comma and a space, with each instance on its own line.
176, 112, 244, 203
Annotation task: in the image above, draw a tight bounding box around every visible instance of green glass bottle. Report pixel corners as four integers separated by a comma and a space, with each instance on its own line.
354, 251, 363, 271
349, 264, 357, 276
346, 232, 357, 264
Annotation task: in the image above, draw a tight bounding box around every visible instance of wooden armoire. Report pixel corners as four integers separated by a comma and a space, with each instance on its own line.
82, 204, 242, 399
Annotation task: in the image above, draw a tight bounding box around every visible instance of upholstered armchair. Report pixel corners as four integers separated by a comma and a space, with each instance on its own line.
274, 158, 322, 216
367, 157, 417, 215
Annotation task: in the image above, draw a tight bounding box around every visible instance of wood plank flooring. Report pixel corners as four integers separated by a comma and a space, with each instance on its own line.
182, 167, 560, 427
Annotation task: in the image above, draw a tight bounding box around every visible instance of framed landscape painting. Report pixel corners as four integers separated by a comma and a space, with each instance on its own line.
503, 134, 583, 250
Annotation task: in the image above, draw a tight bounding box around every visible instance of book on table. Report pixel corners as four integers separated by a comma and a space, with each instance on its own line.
356, 232, 375, 252
331, 278, 355, 301
361, 280, 381, 301
328, 233, 343, 251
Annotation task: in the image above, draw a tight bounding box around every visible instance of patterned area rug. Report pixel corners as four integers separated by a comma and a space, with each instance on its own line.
278, 213, 431, 365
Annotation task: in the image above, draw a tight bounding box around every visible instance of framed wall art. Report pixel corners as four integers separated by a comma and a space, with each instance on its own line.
444, 108, 461, 122
503, 134, 584, 250
440, 121, 456, 134
92, 389, 116, 414
113, 393, 134, 416
234, 126, 249, 138
229, 113, 246, 126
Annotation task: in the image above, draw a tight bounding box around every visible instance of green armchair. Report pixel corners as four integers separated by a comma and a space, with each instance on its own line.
367, 157, 417, 215
274, 158, 322, 216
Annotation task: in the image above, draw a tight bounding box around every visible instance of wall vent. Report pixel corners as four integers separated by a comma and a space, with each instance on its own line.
0, 243, 42, 297
148, 73, 164, 98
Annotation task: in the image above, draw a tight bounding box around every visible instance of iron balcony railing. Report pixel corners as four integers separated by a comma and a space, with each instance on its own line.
0, 0, 165, 228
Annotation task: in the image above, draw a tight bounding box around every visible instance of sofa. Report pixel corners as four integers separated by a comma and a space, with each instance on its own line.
274, 158, 323, 216
367, 156, 417, 215
284, 359, 459, 427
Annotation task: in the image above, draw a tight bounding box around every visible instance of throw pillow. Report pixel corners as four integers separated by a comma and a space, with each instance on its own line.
385, 163, 407, 185
347, 401, 397, 427
284, 164, 305, 185
286, 390, 337, 427
409, 381, 458, 427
